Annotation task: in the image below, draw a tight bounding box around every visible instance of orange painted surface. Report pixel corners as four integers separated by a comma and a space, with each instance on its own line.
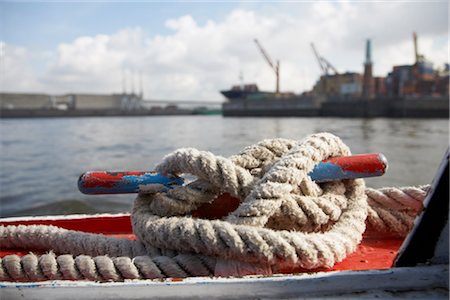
1, 193, 403, 273
0, 215, 133, 235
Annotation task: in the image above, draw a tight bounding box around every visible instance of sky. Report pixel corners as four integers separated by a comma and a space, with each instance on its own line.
1, 1, 448, 102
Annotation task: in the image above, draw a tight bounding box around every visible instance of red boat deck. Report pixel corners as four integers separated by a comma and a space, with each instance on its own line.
0, 214, 403, 274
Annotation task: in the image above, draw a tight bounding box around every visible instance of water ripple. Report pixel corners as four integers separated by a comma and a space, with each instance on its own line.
0, 116, 448, 217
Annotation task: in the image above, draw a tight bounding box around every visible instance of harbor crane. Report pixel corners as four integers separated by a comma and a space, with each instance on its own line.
413, 32, 425, 64
254, 39, 280, 94
310, 43, 339, 76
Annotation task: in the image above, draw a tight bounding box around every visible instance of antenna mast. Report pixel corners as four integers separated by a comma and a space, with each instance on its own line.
122, 69, 127, 94
131, 70, 135, 95
139, 70, 143, 98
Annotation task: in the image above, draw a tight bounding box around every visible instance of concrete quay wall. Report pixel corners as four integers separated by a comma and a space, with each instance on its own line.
0, 108, 193, 118
223, 97, 449, 118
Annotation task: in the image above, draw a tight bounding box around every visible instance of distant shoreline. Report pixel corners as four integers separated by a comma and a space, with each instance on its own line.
1, 96, 448, 119
0, 108, 221, 119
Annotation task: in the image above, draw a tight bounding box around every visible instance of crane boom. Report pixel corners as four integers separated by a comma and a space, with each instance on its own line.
321, 57, 339, 75
254, 39, 280, 93
310, 43, 339, 75
254, 39, 276, 71
311, 43, 326, 74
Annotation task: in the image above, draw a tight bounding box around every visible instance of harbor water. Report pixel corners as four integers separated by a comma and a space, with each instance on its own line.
0, 115, 448, 217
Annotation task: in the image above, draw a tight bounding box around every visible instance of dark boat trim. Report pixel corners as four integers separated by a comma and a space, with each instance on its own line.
395, 149, 449, 266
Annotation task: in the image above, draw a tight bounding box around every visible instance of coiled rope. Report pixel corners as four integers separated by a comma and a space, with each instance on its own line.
0, 133, 428, 281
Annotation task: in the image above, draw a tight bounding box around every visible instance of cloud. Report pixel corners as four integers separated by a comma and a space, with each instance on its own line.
0, 42, 43, 92
39, 28, 146, 93
1, 2, 448, 101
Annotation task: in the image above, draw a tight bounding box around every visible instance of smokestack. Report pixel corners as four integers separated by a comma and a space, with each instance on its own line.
365, 39, 372, 64
362, 39, 374, 100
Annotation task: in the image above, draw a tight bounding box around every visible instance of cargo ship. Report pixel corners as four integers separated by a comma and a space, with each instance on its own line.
221, 84, 318, 117
221, 84, 319, 117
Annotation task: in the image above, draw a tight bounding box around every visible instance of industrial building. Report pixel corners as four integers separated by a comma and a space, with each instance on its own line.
386, 33, 449, 97
312, 72, 362, 100
310, 42, 364, 101
0, 93, 53, 110
310, 32, 448, 101
67, 93, 143, 110
0, 93, 143, 111
0, 91, 214, 118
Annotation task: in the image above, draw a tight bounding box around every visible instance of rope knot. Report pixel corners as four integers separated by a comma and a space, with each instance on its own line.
132, 133, 368, 268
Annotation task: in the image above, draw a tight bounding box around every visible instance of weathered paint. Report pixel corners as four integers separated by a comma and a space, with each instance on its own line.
311, 153, 387, 183
0, 265, 447, 299
78, 171, 184, 194
77, 153, 387, 194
